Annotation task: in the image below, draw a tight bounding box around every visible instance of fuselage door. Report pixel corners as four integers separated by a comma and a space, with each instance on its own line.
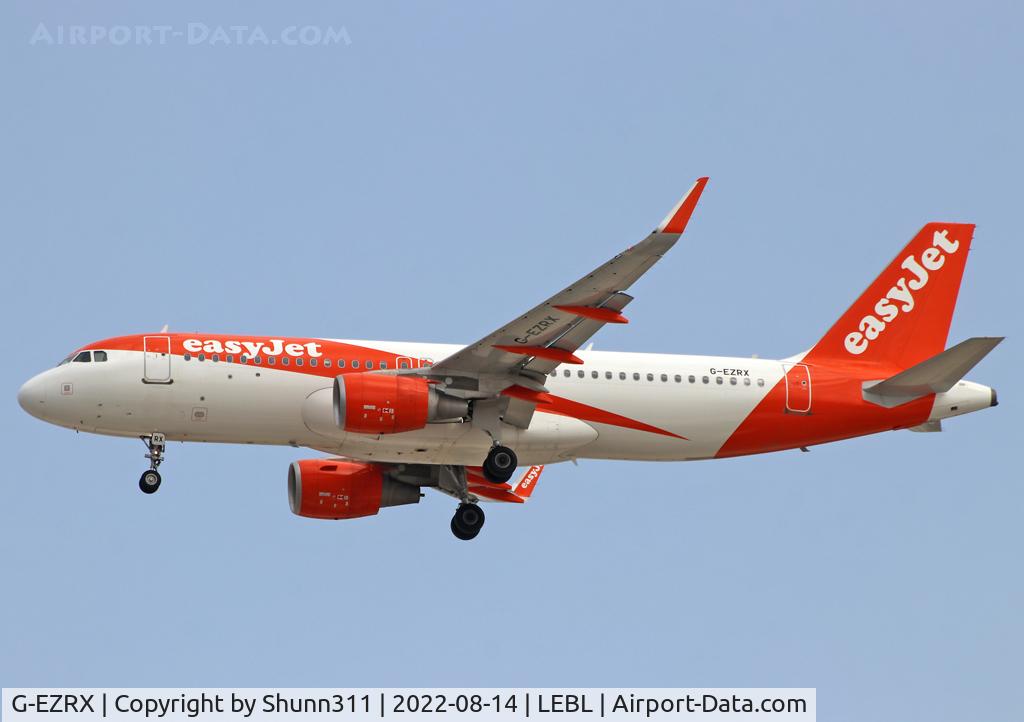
783, 363, 811, 414
143, 335, 172, 383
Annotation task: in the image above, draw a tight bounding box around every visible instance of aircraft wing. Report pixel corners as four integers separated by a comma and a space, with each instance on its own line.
426, 177, 708, 383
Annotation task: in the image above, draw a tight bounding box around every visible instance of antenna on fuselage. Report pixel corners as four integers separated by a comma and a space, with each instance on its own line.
159, 324, 169, 333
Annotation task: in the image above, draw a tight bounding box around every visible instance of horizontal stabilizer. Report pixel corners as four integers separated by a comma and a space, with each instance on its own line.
864, 336, 1003, 408
908, 420, 943, 432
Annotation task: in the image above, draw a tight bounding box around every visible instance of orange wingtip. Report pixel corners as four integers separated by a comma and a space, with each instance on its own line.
467, 465, 544, 502
657, 176, 709, 234
512, 465, 543, 499
468, 484, 526, 503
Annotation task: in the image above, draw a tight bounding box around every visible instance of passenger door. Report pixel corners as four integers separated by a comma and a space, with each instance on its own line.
782, 363, 811, 414
143, 335, 172, 383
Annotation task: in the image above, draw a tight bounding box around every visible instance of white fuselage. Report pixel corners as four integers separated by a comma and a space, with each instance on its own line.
19, 340, 780, 464
18, 337, 993, 467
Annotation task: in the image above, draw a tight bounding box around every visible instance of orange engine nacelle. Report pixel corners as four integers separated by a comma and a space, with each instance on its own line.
333, 374, 468, 434
287, 459, 420, 520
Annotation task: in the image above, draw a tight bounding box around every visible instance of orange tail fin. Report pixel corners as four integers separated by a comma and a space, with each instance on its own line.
805, 223, 974, 371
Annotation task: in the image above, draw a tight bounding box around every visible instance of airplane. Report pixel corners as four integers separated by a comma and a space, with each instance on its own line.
17, 177, 1002, 540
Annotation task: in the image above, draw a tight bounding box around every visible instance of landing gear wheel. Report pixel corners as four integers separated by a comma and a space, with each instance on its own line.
139, 433, 166, 494
451, 518, 475, 541
451, 503, 485, 540
139, 469, 162, 494
482, 445, 517, 483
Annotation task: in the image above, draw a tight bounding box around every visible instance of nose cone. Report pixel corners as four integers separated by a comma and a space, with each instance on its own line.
17, 373, 48, 418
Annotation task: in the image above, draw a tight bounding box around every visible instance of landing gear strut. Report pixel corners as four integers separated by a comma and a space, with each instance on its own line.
436, 465, 489, 540
482, 444, 517, 484
138, 433, 165, 494
451, 503, 485, 541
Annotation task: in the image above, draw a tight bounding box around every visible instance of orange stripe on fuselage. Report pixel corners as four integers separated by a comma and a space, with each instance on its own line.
81, 333, 430, 379
539, 392, 688, 440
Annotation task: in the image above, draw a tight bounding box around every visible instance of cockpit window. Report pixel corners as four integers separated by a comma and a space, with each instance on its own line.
59, 350, 109, 366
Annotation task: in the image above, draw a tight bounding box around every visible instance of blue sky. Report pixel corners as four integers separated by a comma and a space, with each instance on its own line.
1, 2, 1021, 720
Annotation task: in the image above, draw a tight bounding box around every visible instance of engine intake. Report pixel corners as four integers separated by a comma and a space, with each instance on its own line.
333, 374, 468, 434
288, 458, 420, 519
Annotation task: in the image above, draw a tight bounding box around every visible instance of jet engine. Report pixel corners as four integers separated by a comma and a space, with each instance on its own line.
287, 458, 420, 519
333, 374, 468, 434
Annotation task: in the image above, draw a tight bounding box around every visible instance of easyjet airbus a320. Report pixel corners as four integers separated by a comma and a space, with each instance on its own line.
18, 178, 1002, 539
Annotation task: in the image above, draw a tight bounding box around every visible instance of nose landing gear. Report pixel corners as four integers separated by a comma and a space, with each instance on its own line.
138, 433, 166, 494
451, 502, 485, 541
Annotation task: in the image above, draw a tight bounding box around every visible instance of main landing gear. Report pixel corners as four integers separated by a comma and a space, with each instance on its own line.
138, 433, 166, 494
451, 502, 485, 541
448, 445, 516, 540
438, 457, 509, 540
482, 444, 517, 484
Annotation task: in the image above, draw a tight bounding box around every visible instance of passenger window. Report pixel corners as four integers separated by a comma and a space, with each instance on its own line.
757, 378, 765, 386
549, 371, 557, 377
73, 351, 91, 363
281, 357, 289, 366
577, 370, 585, 378
744, 377, 751, 386
633, 372, 640, 381
184, 353, 192, 361
730, 377, 737, 385
226, 354, 234, 363
93, 350, 108, 362
564, 370, 571, 377
661, 374, 668, 382
689, 375, 696, 383
591, 370, 598, 379
295, 358, 303, 366
646, 373, 654, 381
268, 357, 276, 365
702, 376, 709, 384
380, 361, 387, 369
198, 353, 205, 362
337, 360, 345, 368
352, 360, 360, 369
716, 376, 723, 385
674, 375, 681, 383
310, 358, 317, 367
254, 356, 262, 364
403, 361, 411, 369
605, 371, 612, 379
211, 354, 219, 362
323, 359, 331, 368
365, 360, 372, 368
240, 355, 248, 363
619, 372, 626, 380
